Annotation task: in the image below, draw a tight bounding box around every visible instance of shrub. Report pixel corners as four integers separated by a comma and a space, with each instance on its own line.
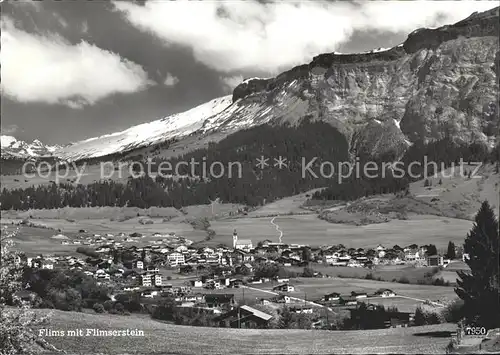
93, 303, 105, 313
364, 273, 374, 280
103, 300, 113, 311
115, 302, 125, 313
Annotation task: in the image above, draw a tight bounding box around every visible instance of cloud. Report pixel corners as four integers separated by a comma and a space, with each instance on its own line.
163, 72, 179, 87
113, 0, 497, 73
0, 124, 21, 135
0, 18, 153, 108
220, 75, 244, 93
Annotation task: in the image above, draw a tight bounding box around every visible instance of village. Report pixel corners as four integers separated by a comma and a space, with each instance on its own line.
14, 227, 468, 330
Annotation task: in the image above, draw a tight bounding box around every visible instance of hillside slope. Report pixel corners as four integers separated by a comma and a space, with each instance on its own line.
34, 309, 457, 354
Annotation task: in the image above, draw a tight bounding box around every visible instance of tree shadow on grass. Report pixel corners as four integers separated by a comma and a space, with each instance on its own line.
413, 331, 454, 338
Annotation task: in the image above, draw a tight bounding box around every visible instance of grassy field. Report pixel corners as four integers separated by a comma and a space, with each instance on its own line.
408, 164, 499, 220
245, 189, 320, 217
288, 264, 445, 284
210, 214, 473, 248
253, 277, 457, 306
1, 225, 83, 257
1, 216, 209, 243
30, 308, 458, 354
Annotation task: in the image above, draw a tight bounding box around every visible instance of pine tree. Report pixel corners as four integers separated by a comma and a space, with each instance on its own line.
455, 201, 500, 329
446, 241, 456, 259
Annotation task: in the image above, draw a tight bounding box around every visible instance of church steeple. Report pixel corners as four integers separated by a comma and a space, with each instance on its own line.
232, 229, 238, 249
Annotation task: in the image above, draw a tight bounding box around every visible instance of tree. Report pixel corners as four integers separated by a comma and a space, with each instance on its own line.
0, 230, 61, 354
446, 241, 456, 259
455, 201, 500, 329
278, 307, 295, 329
301, 247, 312, 264
425, 244, 437, 256
302, 267, 315, 278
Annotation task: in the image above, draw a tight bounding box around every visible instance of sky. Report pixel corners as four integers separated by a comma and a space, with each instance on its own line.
1, 0, 497, 145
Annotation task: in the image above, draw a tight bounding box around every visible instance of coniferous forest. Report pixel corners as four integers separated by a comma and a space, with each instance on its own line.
0, 122, 498, 211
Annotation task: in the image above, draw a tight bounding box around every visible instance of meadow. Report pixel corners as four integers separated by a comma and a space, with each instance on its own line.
287, 264, 449, 284
210, 214, 473, 249
30, 308, 457, 354
253, 277, 458, 306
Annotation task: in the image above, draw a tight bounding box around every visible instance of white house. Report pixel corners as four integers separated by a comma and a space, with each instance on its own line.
135, 260, 144, 269
175, 245, 188, 253
273, 284, 294, 292
141, 273, 162, 287
141, 290, 159, 298
191, 280, 203, 287
167, 252, 185, 266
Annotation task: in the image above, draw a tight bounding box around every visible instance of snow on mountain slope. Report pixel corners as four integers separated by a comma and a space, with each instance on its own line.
57, 95, 234, 161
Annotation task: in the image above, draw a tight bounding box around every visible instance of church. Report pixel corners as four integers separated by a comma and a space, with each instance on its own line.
232, 229, 253, 252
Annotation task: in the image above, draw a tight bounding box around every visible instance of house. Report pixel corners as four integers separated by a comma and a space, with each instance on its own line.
142, 273, 162, 287
351, 291, 368, 299
275, 277, 289, 283
167, 252, 185, 266
40, 260, 54, 269
273, 284, 294, 292
272, 294, 291, 303
141, 290, 159, 298
232, 249, 254, 264
340, 296, 359, 306
347, 259, 362, 268
229, 279, 244, 288
375, 289, 396, 297
94, 269, 110, 280
204, 294, 236, 309
237, 263, 253, 274
426, 255, 444, 267
215, 305, 273, 329
404, 248, 423, 261
323, 292, 341, 302
123, 286, 140, 292
205, 280, 222, 289
232, 230, 253, 252
349, 304, 412, 328
191, 280, 203, 288
218, 277, 231, 287
146, 266, 160, 273
289, 305, 313, 314
134, 260, 144, 269
259, 299, 272, 306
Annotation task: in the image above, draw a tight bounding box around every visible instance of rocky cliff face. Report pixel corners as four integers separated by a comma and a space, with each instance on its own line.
231, 7, 499, 156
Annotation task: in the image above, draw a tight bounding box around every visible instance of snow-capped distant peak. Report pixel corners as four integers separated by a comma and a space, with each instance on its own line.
0, 135, 60, 159
1, 135, 17, 148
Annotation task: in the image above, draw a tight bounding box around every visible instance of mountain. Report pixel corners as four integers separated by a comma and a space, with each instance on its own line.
0, 135, 61, 159
12, 7, 500, 162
